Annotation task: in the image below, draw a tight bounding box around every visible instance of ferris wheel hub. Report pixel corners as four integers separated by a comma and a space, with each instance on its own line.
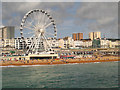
39, 29, 44, 33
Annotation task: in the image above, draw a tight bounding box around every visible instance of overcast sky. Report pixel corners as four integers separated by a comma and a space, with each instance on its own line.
1, 2, 118, 39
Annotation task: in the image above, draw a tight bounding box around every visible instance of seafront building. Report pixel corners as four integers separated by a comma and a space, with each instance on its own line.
0, 26, 120, 56
89, 32, 101, 40
0, 26, 15, 39
58, 38, 64, 48
74, 39, 92, 48
63, 37, 74, 49
12, 37, 120, 50
100, 38, 111, 48
14, 37, 26, 50
72, 33, 83, 41
0, 36, 119, 51
0, 26, 15, 49
0, 39, 15, 48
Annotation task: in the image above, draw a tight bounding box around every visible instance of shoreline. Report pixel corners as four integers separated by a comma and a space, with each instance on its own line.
1, 59, 119, 66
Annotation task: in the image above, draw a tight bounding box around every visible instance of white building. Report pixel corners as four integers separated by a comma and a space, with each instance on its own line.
100, 38, 120, 48
63, 37, 74, 49
100, 39, 111, 48
58, 38, 64, 48
82, 40, 92, 48
74, 40, 83, 48
0, 39, 15, 48
74, 39, 92, 48
14, 37, 59, 51
47, 39, 59, 48
15, 38, 26, 50
109, 40, 119, 48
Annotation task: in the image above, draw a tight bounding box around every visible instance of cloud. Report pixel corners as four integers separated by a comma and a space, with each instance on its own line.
81, 0, 119, 2
2, 2, 74, 26
2, 2, 118, 38
2, 2, 75, 38
75, 2, 118, 38
2, 0, 119, 2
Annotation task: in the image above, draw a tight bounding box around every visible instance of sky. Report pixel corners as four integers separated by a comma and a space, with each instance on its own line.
1, 1, 119, 39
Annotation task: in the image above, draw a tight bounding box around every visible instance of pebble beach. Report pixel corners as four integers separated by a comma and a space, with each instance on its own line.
1, 55, 119, 66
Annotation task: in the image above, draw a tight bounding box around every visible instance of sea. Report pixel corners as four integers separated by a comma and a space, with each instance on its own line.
1, 61, 119, 88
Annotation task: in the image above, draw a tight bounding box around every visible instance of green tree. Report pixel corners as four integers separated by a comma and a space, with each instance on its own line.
10, 51, 15, 54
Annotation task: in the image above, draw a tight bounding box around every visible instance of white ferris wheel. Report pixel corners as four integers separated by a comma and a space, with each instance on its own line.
20, 9, 57, 54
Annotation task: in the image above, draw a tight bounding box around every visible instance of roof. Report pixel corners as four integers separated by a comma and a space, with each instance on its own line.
0, 25, 5, 29
107, 38, 120, 41
81, 39, 92, 41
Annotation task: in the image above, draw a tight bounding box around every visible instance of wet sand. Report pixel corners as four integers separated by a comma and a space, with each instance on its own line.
1, 56, 119, 66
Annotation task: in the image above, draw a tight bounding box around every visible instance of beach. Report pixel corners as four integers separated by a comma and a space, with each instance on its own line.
1, 55, 119, 66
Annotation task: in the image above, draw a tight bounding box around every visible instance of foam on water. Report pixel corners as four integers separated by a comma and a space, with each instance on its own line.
1, 64, 57, 68
0, 61, 118, 68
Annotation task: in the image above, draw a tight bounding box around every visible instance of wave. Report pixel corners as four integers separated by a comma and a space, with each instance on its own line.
0, 61, 118, 68
93, 62, 101, 64
113, 61, 119, 63
0, 64, 57, 68
0, 63, 80, 67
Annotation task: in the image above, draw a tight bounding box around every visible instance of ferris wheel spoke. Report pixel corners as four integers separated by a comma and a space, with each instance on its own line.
45, 32, 54, 36
30, 34, 35, 38
43, 34, 52, 50
31, 13, 36, 26
30, 13, 37, 27
25, 20, 36, 29
40, 13, 46, 28
37, 12, 41, 25
24, 26, 35, 31
37, 12, 40, 25
42, 14, 47, 28
44, 22, 53, 29
42, 13, 46, 25
29, 14, 36, 27
35, 12, 39, 26
38, 12, 43, 26
43, 17, 49, 27
24, 31, 34, 35
38, 12, 42, 26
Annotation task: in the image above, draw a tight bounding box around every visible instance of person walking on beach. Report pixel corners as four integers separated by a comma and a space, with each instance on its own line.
27, 60, 29, 63
32, 60, 33, 64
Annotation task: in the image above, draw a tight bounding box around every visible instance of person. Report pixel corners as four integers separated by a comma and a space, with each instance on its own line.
27, 60, 29, 63
32, 61, 33, 64
50, 60, 53, 64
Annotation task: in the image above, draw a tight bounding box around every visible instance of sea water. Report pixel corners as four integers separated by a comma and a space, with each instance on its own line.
2, 62, 119, 88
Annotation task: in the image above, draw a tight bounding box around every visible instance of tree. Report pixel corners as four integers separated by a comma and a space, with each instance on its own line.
10, 51, 15, 54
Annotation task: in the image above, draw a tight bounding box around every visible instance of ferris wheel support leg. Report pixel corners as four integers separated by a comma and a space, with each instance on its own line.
26, 35, 35, 54
33, 38, 39, 54
42, 36, 47, 52
35, 33, 42, 54
43, 34, 53, 51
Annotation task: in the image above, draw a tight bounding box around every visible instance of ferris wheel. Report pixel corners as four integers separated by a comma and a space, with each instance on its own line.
20, 9, 57, 54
